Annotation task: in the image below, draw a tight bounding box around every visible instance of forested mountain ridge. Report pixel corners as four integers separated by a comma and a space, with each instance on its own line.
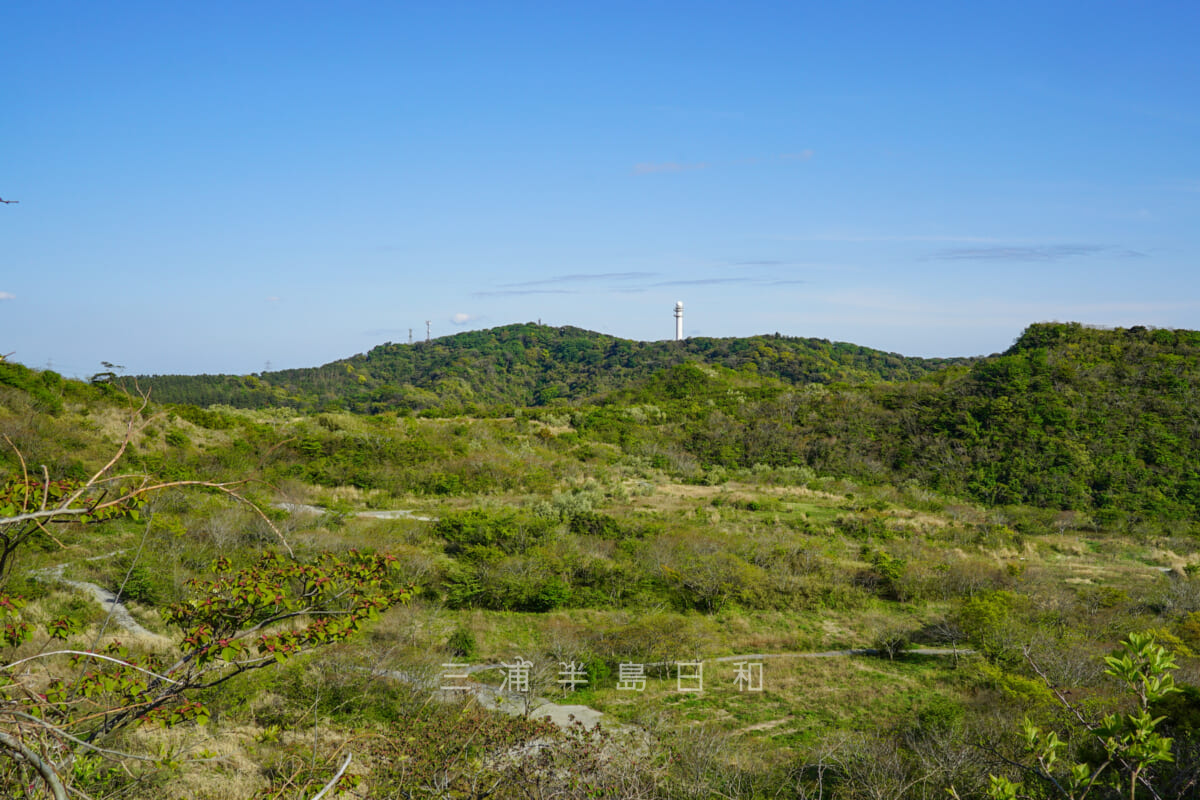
126, 322, 974, 412
663, 322, 1200, 522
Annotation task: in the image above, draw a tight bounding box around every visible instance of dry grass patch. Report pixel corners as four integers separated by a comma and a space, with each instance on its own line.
127, 724, 268, 800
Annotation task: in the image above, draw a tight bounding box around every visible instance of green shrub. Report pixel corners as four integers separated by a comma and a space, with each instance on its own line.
583, 655, 611, 686
566, 511, 624, 539
956, 590, 1025, 665
164, 429, 190, 448
834, 513, 891, 540
446, 626, 478, 659
113, 563, 165, 605
436, 510, 556, 558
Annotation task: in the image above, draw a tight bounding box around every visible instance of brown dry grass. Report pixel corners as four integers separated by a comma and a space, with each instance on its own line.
127, 725, 267, 800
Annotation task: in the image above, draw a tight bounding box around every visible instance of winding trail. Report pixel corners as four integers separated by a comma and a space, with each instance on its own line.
33, 562, 169, 644
273, 503, 436, 522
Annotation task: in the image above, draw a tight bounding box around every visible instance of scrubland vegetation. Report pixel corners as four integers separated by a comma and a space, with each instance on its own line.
3, 321, 1200, 798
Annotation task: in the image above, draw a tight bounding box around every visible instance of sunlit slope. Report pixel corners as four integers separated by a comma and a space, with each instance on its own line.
128, 322, 972, 412
663, 323, 1200, 520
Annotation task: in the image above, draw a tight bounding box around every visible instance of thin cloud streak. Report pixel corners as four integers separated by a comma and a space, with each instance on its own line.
364, 328, 411, 337
472, 288, 576, 297
726, 259, 864, 274
651, 277, 756, 287
775, 233, 1013, 244
931, 244, 1109, 261
633, 162, 709, 175
0, 292, 14, 301
635, 150, 813, 175
501, 271, 658, 288
804, 289, 1200, 324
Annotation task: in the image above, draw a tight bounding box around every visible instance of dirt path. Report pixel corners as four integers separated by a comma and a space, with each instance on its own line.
274, 503, 436, 522
34, 563, 170, 645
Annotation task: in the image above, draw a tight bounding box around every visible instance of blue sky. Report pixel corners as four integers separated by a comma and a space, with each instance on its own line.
4, 2, 1198, 376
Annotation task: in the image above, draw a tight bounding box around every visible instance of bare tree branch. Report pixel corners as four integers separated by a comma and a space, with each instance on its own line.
2, 710, 162, 762
309, 752, 352, 800
3, 651, 181, 685
0, 729, 68, 800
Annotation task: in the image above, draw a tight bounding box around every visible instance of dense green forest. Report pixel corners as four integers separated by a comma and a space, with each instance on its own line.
5, 321, 1200, 799
615, 322, 1200, 525
127, 322, 975, 412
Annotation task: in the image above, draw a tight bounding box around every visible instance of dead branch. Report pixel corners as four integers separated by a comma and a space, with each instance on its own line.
0, 729, 68, 800
309, 752, 353, 800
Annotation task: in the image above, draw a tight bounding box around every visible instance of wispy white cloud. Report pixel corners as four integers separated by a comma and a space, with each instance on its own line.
652, 277, 759, 287
265, 295, 281, 302
633, 162, 709, 175
771, 234, 1146, 263
478, 270, 808, 297
450, 312, 476, 326
635, 150, 814, 175
472, 288, 575, 297
650, 275, 810, 290
774, 233, 1011, 244
931, 244, 1118, 262
650, 105, 744, 121
798, 289, 1200, 327
726, 258, 862, 274
501, 272, 658, 288
0, 292, 13, 301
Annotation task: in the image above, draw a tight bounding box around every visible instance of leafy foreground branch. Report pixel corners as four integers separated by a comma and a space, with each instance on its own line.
0, 394, 293, 576
955, 633, 1187, 800
0, 414, 412, 798
0, 549, 411, 797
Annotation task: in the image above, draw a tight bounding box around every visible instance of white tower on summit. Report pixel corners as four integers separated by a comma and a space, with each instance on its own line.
674, 301, 684, 341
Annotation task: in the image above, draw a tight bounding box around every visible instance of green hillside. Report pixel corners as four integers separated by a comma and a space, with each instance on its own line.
124, 321, 1200, 522
127, 322, 974, 413
624, 322, 1200, 524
